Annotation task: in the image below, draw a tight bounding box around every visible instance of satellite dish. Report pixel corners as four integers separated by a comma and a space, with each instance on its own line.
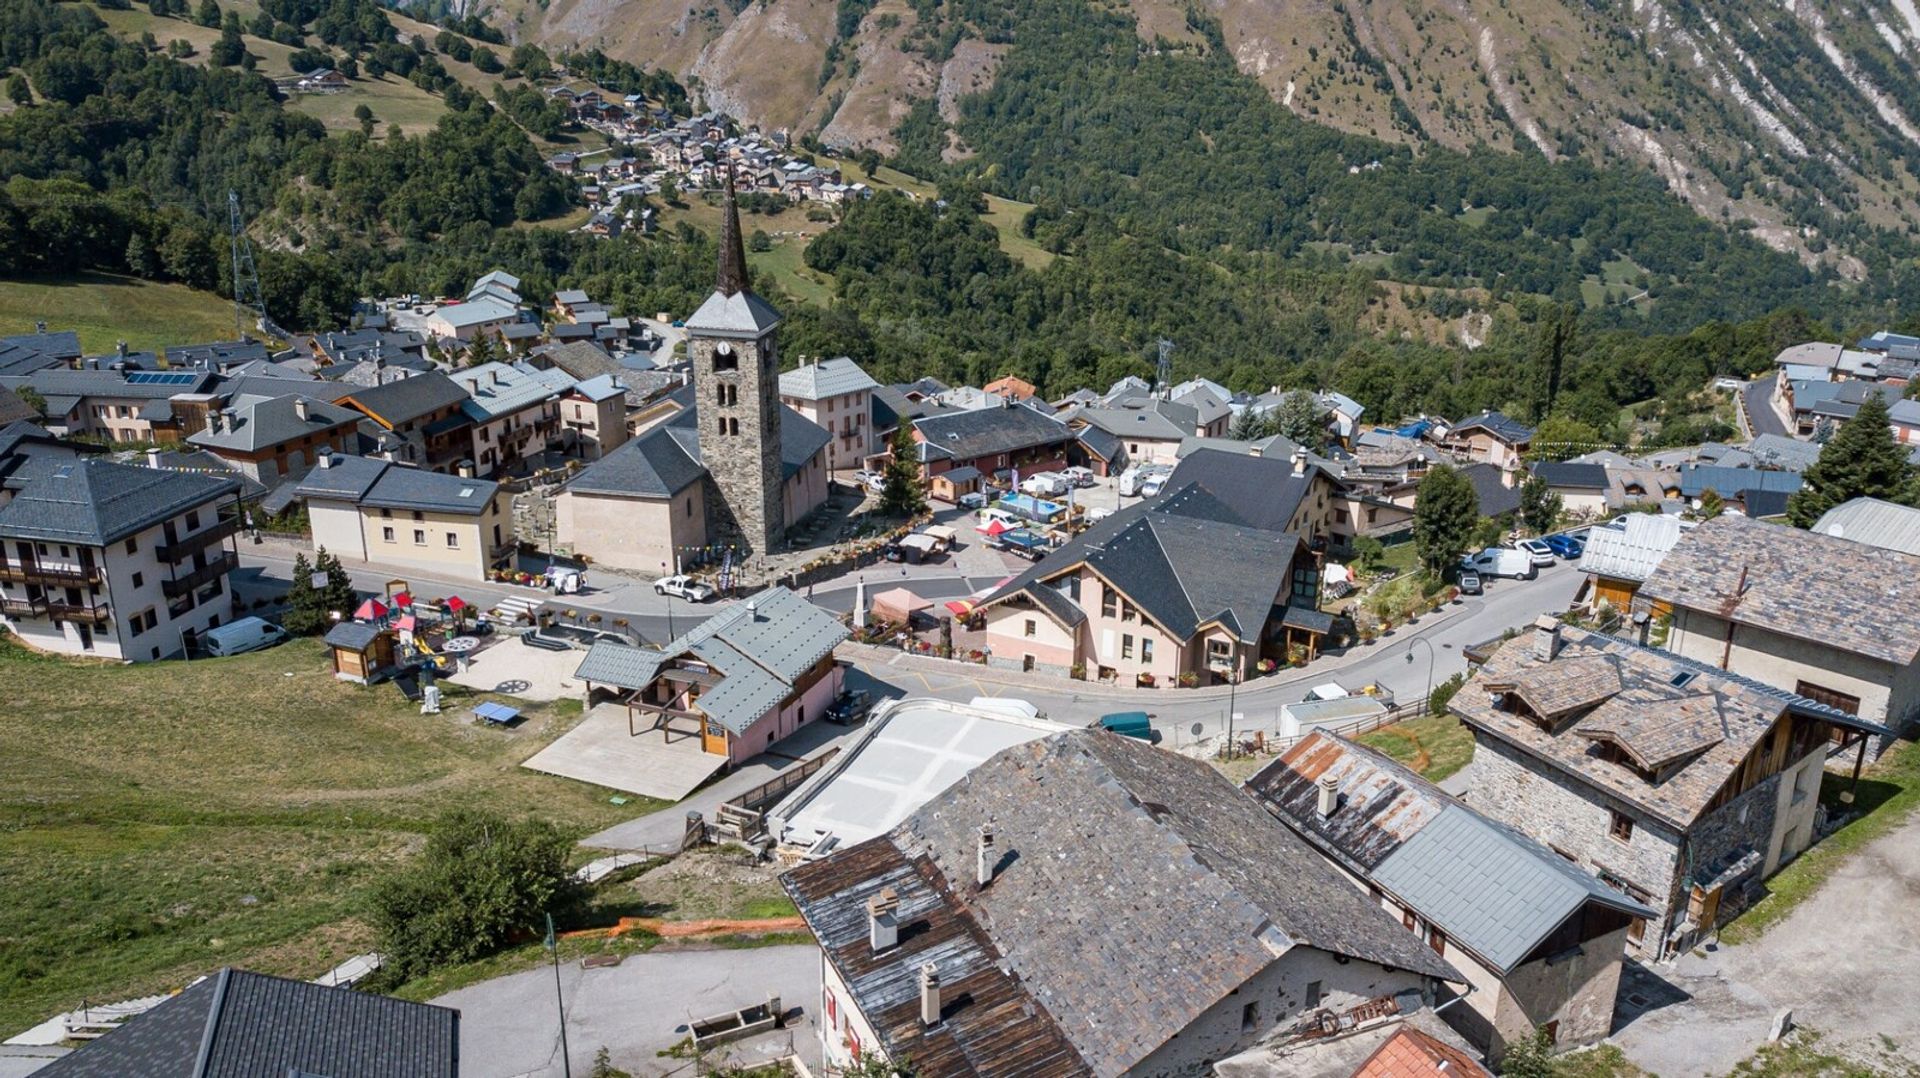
1191, 722, 1204, 737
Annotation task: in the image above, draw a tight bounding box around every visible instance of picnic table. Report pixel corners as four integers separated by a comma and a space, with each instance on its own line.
472, 701, 521, 726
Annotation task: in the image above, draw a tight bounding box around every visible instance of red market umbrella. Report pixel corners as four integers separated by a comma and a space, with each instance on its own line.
445, 596, 469, 613
352, 598, 389, 621
945, 600, 976, 618
390, 591, 414, 608
393, 614, 418, 632
978, 519, 1012, 537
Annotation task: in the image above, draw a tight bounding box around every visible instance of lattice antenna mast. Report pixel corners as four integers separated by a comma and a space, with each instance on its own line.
228, 190, 265, 340
1156, 338, 1174, 390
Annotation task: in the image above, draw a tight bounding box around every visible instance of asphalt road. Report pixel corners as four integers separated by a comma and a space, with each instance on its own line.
1741, 378, 1788, 438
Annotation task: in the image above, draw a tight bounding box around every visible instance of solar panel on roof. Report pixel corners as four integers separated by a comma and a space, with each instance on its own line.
125, 371, 199, 385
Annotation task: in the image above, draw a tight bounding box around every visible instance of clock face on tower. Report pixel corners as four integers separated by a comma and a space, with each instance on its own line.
715, 343, 733, 358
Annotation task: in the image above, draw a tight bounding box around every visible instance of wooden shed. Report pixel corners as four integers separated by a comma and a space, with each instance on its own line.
324, 620, 395, 684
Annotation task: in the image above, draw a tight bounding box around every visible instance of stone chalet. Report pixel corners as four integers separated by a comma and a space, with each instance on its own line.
1640, 513, 1920, 733
1247, 732, 1654, 1062
1440, 411, 1534, 470
1063, 395, 1228, 467
553, 389, 830, 574
977, 481, 1330, 685
184, 393, 363, 483
782, 729, 1461, 1078
574, 587, 847, 765
778, 356, 878, 473
1453, 619, 1889, 961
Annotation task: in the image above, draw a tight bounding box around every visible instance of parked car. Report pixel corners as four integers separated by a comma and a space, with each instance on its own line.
654, 575, 715, 602
1118, 466, 1168, 497
1517, 538, 1557, 567
1457, 570, 1483, 596
957, 491, 989, 510
825, 688, 874, 725
1460, 546, 1537, 579
1097, 711, 1162, 744
1543, 533, 1585, 559
853, 469, 885, 493
1139, 474, 1168, 498
1061, 466, 1097, 488
203, 617, 287, 657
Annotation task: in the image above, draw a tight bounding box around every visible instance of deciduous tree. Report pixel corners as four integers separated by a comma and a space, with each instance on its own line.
1413, 464, 1478, 576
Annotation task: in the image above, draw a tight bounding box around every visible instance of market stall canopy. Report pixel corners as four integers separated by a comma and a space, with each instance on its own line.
353, 598, 389, 621
872, 587, 934, 624
445, 595, 469, 612
945, 599, 976, 618
978, 519, 1012, 537
390, 591, 414, 608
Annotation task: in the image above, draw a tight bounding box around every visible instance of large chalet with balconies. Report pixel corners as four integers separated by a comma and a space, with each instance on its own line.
0, 457, 241, 660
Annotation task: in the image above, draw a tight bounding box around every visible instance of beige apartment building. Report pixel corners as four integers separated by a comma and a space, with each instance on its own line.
293, 455, 509, 581
779, 356, 878, 473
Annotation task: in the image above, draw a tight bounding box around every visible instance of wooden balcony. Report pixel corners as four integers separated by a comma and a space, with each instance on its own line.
161, 551, 238, 599
155, 516, 240, 563
0, 596, 112, 625
0, 560, 101, 587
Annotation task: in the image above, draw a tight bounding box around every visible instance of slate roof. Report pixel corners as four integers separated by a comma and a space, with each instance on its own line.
872, 385, 952, 431
1581, 514, 1685, 583
1746, 434, 1823, 472
1452, 624, 1886, 829
166, 339, 271, 369
1069, 399, 1198, 442
684, 286, 782, 337
323, 620, 382, 650
23, 367, 218, 405
1073, 423, 1125, 467
1448, 410, 1534, 444
432, 296, 519, 329
1164, 448, 1317, 533
0, 460, 236, 545
567, 424, 707, 498
912, 405, 1073, 461
186, 394, 362, 453
1813, 497, 1920, 556
534, 340, 618, 382
33, 967, 458, 1078
1459, 463, 1522, 518
0, 385, 40, 426
1531, 462, 1608, 490
779, 356, 877, 400
983, 483, 1306, 643
1249, 732, 1653, 974
1171, 385, 1231, 427
1771, 341, 1844, 368
454, 362, 575, 421
580, 588, 847, 733
0, 330, 81, 377
785, 730, 1458, 1078
1640, 514, 1920, 665
334, 372, 468, 427
292, 455, 498, 516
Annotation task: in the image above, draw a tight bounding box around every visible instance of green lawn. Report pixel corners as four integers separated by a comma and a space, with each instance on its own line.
982, 195, 1054, 269
1356, 712, 1476, 782
0, 274, 248, 355
286, 74, 448, 138
1721, 736, 1920, 945
749, 237, 835, 309
0, 638, 660, 1036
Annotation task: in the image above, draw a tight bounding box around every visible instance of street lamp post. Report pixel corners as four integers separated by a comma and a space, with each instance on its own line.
661, 561, 675, 641
1225, 657, 1241, 758
1406, 637, 1436, 714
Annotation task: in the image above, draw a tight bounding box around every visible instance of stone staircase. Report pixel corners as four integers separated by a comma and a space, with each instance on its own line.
491, 594, 540, 628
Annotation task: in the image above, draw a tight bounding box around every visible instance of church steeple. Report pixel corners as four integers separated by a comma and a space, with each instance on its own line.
716, 170, 750, 298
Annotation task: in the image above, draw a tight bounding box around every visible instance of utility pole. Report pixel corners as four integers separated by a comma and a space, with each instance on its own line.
228, 190, 264, 341
546, 912, 573, 1078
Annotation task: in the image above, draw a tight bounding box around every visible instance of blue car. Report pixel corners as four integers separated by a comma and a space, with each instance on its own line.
1543, 533, 1585, 559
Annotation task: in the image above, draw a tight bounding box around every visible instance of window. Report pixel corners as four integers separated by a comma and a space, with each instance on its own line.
381, 526, 395, 542
1428, 927, 1447, 956
185, 511, 199, 531
1208, 639, 1230, 662
685, 498, 694, 518
1305, 980, 1323, 1008
380, 508, 392, 519
413, 530, 426, 546
124, 538, 138, 555
412, 511, 424, 522
1121, 600, 1136, 622
131, 572, 143, 589
1609, 809, 1634, 843
1542, 1021, 1559, 1045
1121, 634, 1134, 659
1141, 637, 1154, 662
729, 418, 740, 436
825, 990, 837, 1029
1101, 591, 1118, 618
1024, 619, 1036, 638
1403, 909, 1417, 931
1240, 1001, 1259, 1032
446, 532, 459, 548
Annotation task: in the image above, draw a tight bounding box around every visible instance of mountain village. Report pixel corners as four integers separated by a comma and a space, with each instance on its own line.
2, 186, 1918, 1078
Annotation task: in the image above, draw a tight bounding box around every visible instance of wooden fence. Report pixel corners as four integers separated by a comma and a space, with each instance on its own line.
1218, 701, 1427, 760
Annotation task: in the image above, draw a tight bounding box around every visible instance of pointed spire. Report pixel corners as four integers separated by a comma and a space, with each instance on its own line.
716, 168, 750, 298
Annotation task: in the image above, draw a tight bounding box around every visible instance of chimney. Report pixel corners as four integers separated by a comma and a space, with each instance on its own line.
145, 447, 162, 470
976, 823, 996, 888
1533, 615, 1563, 662
457, 460, 475, 479
205, 411, 222, 436
919, 963, 942, 1027
116, 341, 128, 360
867, 888, 900, 953
317, 453, 335, 469
1317, 774, 1339, 819
1291, 448, 1307, 477
293, 397, 310, 422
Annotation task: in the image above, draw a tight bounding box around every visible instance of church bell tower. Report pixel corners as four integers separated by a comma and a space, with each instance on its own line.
684, 174, 784, 556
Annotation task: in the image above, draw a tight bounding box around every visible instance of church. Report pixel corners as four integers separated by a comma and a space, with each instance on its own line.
552, 182, 832, 573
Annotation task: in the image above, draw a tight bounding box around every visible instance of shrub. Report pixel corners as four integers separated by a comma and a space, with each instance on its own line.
369, 809, 584, 980
1428, 672, 1465, 716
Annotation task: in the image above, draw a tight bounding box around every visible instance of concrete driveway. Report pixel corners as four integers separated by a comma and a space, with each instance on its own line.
434, 944, 821, 1078
1610, 802, 1920, 1074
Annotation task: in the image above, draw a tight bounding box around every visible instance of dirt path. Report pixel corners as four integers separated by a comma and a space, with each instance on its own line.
1373, 726, 1432, 772
565, 915, 807, 941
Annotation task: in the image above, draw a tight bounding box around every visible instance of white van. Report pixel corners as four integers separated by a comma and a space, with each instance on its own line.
1118, 467, 1158, 497
1461, 546, 1536, 580
203, 617, 287, 657
1020, 472, 1069, 497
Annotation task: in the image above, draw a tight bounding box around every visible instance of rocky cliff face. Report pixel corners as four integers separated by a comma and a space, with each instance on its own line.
491, 0, 1920, 269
